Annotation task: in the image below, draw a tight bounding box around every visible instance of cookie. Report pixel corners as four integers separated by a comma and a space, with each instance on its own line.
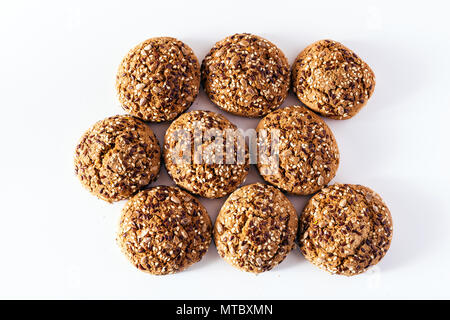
298, 184, 393, 276
256, 105, 339, 195
164, 110, 249, 198
201, 33, 290, 117
74, 115, 160, 202
117, 186, 212, 275
292, 40, 375, 119
214, 183, 298, 273
116, 37, 200, 122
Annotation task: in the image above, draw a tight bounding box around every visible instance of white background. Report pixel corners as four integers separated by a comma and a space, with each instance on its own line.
1, 0, 449, 299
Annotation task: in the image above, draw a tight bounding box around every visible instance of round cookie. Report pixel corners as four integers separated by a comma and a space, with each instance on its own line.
117, 186, 212, 275
298, 184, 393, 276
292, 39, 376, 119
214, 183, 298, 273
164, 110, 249, 198
74, 115, 161, 202
201, 33, 290, 117
116, 37, 200, 122
256, 105, 339, 195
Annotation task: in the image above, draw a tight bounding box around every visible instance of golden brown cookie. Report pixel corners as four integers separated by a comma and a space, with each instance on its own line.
74, 115, 161, 202
164, 110, 249, 198
214, 183, 298, 273
256, 105, 339, 195
292, 40, 375, 119
116, 37, 200, 122
117, 186, 212, 275
201, 33, 290, 117
298, 184, 393, 276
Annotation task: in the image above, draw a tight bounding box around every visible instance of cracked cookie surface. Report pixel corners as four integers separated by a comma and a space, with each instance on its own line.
201, 33, 290, 117
299, 184, 393, 276
214, 183, 298, 273
117, 186, 212, 275
74, 115, 161, 202
292, 40, 375, 119
116, 37, 200, 122
164, 110, 249, 198
256, 105, 339, 195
